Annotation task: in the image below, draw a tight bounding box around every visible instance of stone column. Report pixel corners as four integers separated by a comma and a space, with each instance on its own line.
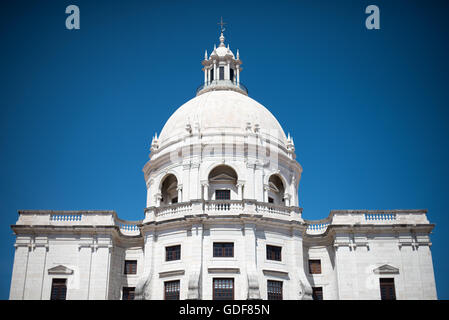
291, 228, 313, 300
236, 65, 240, 84
201, 181, 209, 200
182, 162, 191, 202
237, 181, 245, 200
136, 229, 155, 300
23, 237, 48, 300
9, 240, 31, 300
155, 193, 162, 207
177, 185, 183, 203
284, 194, 291, 206
87, 236, 112, 300
263, 184, 270, 203
78, 238, 94, 300
187, 220, 203, 299
243, 220, 260, 299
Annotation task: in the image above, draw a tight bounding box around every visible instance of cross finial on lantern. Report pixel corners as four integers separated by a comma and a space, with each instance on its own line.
218, 17, 227, 33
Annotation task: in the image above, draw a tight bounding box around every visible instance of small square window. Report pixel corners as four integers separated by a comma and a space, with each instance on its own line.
213, 242, 234, 257
166, 245, 181, 261
266, 245, 282, 261
312, 287, 323, 300
309, 259, 322, 274
164, 280, 180, 300
215, 190, 230, 200
213, 278, 234, 300
124, 260, 137, 275
267, 280, 283, 300
122, 287, 135, 300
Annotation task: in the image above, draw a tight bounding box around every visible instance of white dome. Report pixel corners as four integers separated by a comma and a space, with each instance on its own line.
211, 45, 234, 58
158, 90, 287, 146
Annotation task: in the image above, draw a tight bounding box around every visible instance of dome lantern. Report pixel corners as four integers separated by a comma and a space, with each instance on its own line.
197, 18, 246, 96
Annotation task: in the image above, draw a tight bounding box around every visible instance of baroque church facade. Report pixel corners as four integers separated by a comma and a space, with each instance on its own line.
9, 29, 437, 300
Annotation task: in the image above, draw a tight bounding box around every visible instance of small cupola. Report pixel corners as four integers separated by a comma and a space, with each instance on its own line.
197, 18, 247, 96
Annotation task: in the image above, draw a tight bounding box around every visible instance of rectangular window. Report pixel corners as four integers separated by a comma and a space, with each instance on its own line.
166, 245, 181, 261
219, 66, 225, 80
171, 197, 178, 204
164, 280, 180, 300
213, 278, 234, 300
267, 280, 283, 300
122, 287, 135, 300
309, 259, 322, 274
312, 287, 323, 300
230, 68, 234, 82
50, 279, 67, 300
266, 245, 282, 261
268, 197, 274, 203
124, 260, 137, 275
213, 242, 234, 257
215, 189, 230, 200
210, 69, 214, 82
379, 278, 396, 300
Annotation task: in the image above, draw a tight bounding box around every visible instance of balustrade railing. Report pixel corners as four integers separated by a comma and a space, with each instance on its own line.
306, 222, 330, 234
364, 212, 397, 222
18, 208, 427, 238
50, 214, 82, 222
155, 202, 193, 217
255, 202, 291, 216
204, 200, 244, 213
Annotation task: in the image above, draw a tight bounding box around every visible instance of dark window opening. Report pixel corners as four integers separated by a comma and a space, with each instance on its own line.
230, 68, 235, 82
166, 245, 181, 261
172, 197, 178, 204
213, 278, 234, 300
219, 67, 224, 80
309, 259, 322, 274
312, 287, 323, 300
164, 280, 180, 300
380, 278, 396, 300
267, 280, 283, 300
266, 245, 282, 261
122, 287, 135, 300
213, 242, 234, 257
50, 279, 67, 300
210, 69, 214, 82
215, 190, 230, 200
268, 197, 274, 203
124, 260, 137, 275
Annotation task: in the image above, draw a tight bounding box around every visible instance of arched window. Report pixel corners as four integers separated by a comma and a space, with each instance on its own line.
268, 175, 285, 205
207, 165, 238, 201
160, 174, 178, 206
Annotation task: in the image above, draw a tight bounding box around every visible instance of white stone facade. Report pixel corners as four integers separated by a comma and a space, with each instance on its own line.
9, 32, 437, 300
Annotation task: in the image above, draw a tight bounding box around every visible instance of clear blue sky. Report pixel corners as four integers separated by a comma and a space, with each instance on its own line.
1, 0, 448, 299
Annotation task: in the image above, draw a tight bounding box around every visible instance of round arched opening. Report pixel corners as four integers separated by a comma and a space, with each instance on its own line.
207, 165, 238, 201
268, 174, 285, 205
160, 174, 178, 206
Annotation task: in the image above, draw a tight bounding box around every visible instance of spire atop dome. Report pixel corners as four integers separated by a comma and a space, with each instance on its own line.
218, 17, 227, 33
